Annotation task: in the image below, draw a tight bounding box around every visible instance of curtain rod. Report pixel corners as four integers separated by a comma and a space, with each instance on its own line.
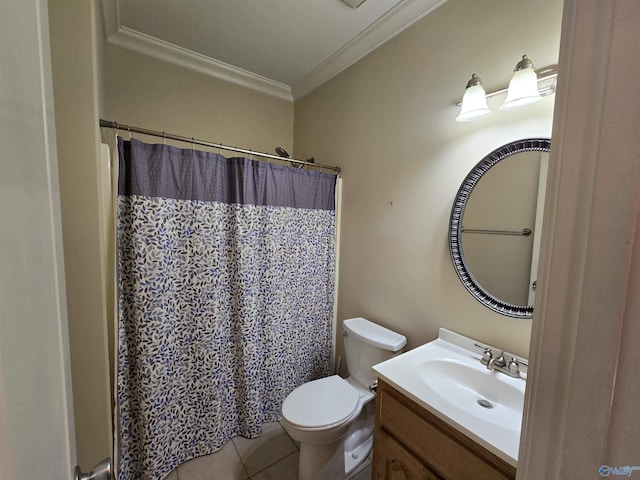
99, 119, 341, 173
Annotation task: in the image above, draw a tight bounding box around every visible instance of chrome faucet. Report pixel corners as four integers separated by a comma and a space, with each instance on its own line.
474, 343, 527, 378
487, 350, 506, 369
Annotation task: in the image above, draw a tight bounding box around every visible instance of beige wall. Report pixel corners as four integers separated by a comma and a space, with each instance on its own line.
295, 0, 563, 359
49, 0, 112, 470
104, 44, 294, 155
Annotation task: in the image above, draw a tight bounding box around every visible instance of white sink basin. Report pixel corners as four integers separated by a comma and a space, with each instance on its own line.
372, 329, 527, 466
419, 359, 524, 433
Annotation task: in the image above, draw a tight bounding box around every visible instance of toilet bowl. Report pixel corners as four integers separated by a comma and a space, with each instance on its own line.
281, 317, 406, 480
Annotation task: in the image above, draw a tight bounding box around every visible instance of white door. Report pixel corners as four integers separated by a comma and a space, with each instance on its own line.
0, 1, 76, 478
527, 152, 550, 306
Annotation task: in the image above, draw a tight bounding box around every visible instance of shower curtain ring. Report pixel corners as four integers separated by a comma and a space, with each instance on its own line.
162, 132, 166, 145
127, 126, 132, 140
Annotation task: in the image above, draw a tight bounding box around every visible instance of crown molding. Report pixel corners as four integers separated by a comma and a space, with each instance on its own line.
112, 27, 294, 102
100, 0, 293, 102
100, 0, 447, 103
292, 0, 447, 100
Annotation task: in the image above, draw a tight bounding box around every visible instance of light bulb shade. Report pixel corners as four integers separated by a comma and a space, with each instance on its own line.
500, 67, 542, 110
456, 84, 491, 122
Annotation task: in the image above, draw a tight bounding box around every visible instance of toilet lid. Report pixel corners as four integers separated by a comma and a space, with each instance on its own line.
282, 375, 360, 428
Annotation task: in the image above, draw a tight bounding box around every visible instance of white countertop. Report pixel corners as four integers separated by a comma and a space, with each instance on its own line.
372, 328, 527, 467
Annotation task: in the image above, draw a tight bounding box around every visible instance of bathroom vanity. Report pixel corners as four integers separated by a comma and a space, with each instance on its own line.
371, 329, 525, 480
372, 379, 515, 480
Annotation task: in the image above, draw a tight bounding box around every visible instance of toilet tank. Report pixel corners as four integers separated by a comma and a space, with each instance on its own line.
343, 317, 406, 389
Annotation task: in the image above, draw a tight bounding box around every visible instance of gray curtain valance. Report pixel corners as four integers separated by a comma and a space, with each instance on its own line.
118, 138, 336, 211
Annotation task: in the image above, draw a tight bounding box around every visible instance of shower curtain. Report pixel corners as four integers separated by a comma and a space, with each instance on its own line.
116, 138, 336, 480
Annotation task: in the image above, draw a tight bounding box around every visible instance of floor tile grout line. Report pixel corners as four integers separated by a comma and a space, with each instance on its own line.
248, 450, 299, 480
243, 430, 298, 479
163, 421, 303, 480
231, 421, 298, 479
278, 420, 299, 449
230, 436, 251, 480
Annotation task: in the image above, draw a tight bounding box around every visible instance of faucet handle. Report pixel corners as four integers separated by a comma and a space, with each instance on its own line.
507, 357, 521, 375
473, 343, 493, 365
510, 356, 528, 368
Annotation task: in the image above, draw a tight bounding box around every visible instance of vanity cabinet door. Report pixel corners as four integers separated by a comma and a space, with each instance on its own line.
373, 379, 516, 480
373, 430, 440, 480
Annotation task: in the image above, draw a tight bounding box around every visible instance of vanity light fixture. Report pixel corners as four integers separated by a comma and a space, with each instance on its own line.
456, 74, 491, 122
455, 55, 558, 122
500, 55, 543, 110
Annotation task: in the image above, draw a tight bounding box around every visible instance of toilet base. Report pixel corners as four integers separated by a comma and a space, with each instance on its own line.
295, 401, 375, 480
297, 441, 371, 480
298, 440, 343, 480
344, 428, 373, 474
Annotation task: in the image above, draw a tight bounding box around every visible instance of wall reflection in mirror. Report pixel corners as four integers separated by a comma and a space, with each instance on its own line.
449, 138, 551, 319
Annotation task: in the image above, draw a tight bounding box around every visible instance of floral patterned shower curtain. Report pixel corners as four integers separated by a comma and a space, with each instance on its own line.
115, 138, 336, 480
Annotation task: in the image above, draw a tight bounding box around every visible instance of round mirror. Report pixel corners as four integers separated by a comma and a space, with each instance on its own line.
449, 138, 551, 318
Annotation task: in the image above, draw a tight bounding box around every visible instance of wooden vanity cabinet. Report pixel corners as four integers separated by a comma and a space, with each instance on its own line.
372, 379, 516, 480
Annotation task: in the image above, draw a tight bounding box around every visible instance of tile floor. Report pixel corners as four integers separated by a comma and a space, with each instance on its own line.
162, 421, 372, 480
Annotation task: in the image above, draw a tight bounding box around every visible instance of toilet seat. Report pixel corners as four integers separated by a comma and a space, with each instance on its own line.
282, 375, 360, 429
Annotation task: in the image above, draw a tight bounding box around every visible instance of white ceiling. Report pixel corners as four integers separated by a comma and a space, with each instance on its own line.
101, 0, 447, 100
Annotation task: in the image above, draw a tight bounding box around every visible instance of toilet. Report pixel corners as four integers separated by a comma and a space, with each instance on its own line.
281, 317, 406, 480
